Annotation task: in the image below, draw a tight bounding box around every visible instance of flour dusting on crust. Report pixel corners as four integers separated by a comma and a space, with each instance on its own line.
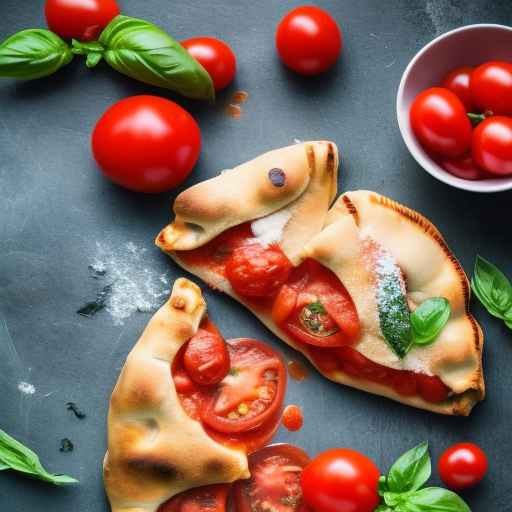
251, 208, 291, 246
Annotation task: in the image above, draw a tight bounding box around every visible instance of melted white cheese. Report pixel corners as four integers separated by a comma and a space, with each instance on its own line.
251, 208, 292, 246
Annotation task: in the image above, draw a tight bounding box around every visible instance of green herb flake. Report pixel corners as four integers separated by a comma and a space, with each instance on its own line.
59, 438, 74, 453
306, 301, 326, 314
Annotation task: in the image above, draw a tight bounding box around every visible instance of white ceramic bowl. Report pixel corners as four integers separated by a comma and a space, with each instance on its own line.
397, 24, 512, 193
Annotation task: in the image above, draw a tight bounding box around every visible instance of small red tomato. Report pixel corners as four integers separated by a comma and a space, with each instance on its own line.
301, 448, 380, 512
441, 66, 474, 111
438, 154, 487, 180
472, 116, 512, 176
45, 0, 120, 41
92, 95, 201, 193
438, 442, 488, 490
282, 404, 304, 432
415, 374, 449, 404
410, 87, 472, 158
471, 61, 512, 115
276, 6, 342, 76
181, 37, 237, 92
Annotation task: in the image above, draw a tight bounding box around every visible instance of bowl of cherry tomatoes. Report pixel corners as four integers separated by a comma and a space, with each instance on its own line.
397, 24, 512, 192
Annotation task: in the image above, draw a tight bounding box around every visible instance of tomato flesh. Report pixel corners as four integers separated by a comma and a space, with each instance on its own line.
438, 442, 488, 490
471, 60, 512, 115
158, 484, 229, 512
301, 448, 380, 512
182, 37, 237, 92
233, 444, 311, 512
472, 116, 512, 176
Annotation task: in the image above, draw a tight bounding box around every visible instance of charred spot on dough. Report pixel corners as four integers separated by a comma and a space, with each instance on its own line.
204, 458, 226, 475
127, 457, 182, 480
342, 195, 359, 226
306, 144, 316, 173
171, 296, 186, 310
326, 143, 336, 174
268, 168, 286, 187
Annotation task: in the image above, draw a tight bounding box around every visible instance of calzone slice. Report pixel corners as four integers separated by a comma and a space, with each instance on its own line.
104, 278, 287, 512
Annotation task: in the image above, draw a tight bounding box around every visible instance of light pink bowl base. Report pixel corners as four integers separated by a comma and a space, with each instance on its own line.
397, 24, 512, 193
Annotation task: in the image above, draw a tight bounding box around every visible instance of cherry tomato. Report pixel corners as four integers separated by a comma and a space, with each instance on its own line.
471, 61, 512, 115
276, 6, 342, 76
441, 66, 474, 111
202, 338, 286, 434
472, 116, 512, 176
233, 444, 311, 512
416, 373, 449, 403
438, 154, 488, 181
182, 37, 237, 92
45, 0, 120, 41
438, 442, 488, 490
282, 404, 304, 432
184, 329, 230, 386
92, 96, 201, 193
301, 448, 380, 512
273, 260, 360, 347
410, 87, 472, 158
158, 484, 229, 512
226, 242, 292, 298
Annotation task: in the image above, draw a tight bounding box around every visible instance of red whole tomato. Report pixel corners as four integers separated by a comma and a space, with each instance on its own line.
471, 60, 512, 115
233, 444, 311, 512
282, 404, 304, 432
438, 154, 488, 180
182, 37, 237, 92
438, 442, 488, 490
472, 116, 512, 176
276, 6, 342, 76
410, 87, 472, 158
92, 95, 201, 193
441, 66, 474, 111
45, 0, 120, 41
226, 242, 293, 298
158, 484, 230, 512
301, 448, 380, 512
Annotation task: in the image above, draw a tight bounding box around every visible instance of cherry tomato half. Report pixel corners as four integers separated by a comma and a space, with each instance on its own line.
182, 37, 237, 92
45, 0, 120, 41
184, 328, 230, 386
441, 66, 474, 111
233, 444, 311, 512
472, 116, 512, 176
438, 442, 488, 490
202, 338, 286, 434
301, 448, 380, 512
410, 87, 472, 158
92, 96, 201, 193
471, 61, 512, 115
276, 6, 342, 76
158, 484, 229, 512
226, 242, 293, 298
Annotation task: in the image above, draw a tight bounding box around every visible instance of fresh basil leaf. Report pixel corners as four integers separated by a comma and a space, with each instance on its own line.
379, 475, 389, 496
473, 256, 512, 315
0, 462, 9, 470
411, 298, 451, 346
0, 428, 77, 485
404, 487, 471, 511
387, 441, 431, 493
375, 506, 394, 512
384, 491, 409, 507
471, 277, 506, 320
0, 29, 73, 80
98, 15, 214, 100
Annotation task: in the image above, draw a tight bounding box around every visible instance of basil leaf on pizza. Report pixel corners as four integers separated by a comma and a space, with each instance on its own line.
411, 299, 451, 346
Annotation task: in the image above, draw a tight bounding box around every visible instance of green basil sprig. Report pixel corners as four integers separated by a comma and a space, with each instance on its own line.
472, 255, 512, 329
0, 428, 77, 485
0, 29, 73, 80
377, 442, 471, 512
72, 15, 214, 101
411, 298, 451, 346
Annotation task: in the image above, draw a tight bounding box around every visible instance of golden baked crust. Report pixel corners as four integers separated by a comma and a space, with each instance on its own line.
156, 141, 338, 263
103, 278, 249, 512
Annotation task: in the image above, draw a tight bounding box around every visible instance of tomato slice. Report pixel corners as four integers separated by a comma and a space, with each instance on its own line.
273, 259, 360, 347
232, 444, 311, 512
202, 339, 286, 434
158, 484, 229, 512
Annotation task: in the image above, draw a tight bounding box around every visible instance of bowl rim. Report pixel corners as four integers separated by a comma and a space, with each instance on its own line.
396, 23, 512, 193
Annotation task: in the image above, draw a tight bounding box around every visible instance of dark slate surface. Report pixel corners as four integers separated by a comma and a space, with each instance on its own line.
1, 1, 512, 510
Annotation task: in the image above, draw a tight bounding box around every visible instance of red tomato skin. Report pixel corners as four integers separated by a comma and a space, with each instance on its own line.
472, 116, 512, 176
182, 37, 237, 92
441, 66, 474, 111
438, 154, 488, 180
276, 6, 342, 76
416, 374, 449, 403
301, 448, 380, 512
92, 96, 201, 193
471, 61, 512, 115
410, 87, 472, 158
45, 0, 120, 41
438, 442, 488, 490
282, 404, 304, 432
157, 483, 229, 512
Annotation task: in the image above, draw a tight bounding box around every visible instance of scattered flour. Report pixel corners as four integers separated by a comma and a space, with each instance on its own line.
18, 381, 36, 395
89, 241, 171, 325
293, 138, 303, 144
251, 208, 292, 246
